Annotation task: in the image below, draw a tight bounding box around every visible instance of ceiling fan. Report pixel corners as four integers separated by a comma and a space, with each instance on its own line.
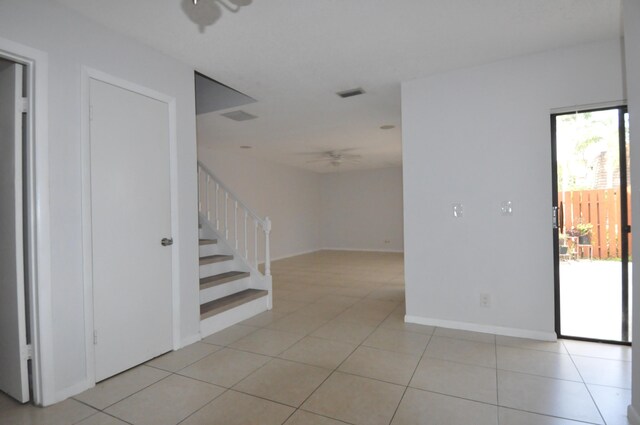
303, 149, 362, 167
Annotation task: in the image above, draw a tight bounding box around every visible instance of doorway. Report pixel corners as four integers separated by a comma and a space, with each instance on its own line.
552, 106, 631, 344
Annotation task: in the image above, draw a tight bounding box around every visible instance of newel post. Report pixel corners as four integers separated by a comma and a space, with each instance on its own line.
264, 217, 271, 276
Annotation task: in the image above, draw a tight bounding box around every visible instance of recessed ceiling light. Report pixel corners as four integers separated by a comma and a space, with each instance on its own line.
380, 125, 395, 130
336, 88, 365, 98
240, 145, 252, 149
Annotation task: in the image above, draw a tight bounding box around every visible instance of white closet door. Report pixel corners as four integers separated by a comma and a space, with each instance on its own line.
90, 78, 173, 382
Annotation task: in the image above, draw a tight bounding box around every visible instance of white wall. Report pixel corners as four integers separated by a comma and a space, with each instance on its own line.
624, 0, 640, 422
0, 0, 199, 403
402, 39, 625, 339
197, 147, 322, 260
320, 167, 404, 252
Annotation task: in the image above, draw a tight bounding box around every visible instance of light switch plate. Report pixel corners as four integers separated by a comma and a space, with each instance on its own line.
452, 203, 463, 218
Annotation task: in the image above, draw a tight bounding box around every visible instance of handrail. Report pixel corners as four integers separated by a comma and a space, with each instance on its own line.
197, 161, 271, 276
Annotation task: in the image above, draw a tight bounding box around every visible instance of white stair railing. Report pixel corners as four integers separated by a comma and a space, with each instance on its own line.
197, 161, 271, 276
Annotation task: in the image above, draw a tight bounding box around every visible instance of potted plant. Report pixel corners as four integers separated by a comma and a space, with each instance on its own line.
576, 223, 593, 244
559, 233, 569, 256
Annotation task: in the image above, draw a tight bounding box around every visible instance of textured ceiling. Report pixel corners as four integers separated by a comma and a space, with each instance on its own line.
57, 0, 622, 173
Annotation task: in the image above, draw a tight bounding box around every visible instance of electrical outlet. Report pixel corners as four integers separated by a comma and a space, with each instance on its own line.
480, 293, 491, 308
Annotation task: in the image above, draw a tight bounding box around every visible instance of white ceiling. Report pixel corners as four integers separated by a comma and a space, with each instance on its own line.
57, 0, 622, 173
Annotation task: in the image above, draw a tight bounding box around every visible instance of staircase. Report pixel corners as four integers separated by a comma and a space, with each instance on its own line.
197, 162, 272, 337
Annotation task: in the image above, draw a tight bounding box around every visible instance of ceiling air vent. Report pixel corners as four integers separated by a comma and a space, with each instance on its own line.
220, 110, 258, 121
336, 87, 365, 98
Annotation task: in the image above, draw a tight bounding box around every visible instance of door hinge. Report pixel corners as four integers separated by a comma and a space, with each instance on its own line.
93, 330, 98, 345
24, 344, 34, 360
21, 97, 28, 113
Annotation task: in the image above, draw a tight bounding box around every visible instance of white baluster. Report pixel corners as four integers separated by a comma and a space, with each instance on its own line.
264, 217, 271, 276
215, 183, 220, 231
224, 192, 229, 240
205, 175, 210, 221
254, 220, 259, 269
234, 201, 239, 250
244, 211, 248, 260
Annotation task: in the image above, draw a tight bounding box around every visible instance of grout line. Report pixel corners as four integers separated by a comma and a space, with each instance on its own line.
565, 346, 608, 425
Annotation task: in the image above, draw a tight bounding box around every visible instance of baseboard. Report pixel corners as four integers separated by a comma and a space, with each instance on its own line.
53, 379, 92, 406
320, 247, 405, 253
629, 405, 640, 425
181, 333, 202, 348
270, 248, 321, 262
405, 315, 557, 341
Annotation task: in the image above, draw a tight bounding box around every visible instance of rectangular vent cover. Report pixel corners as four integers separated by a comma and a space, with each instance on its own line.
220, 110, 258, 121
336, 88, 365, 98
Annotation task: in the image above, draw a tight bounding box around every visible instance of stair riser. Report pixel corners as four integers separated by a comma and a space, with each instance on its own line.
199, 277, 251, 305
200, 296, 269, 338
199, 260, 243, 278
199, 243, 223, 257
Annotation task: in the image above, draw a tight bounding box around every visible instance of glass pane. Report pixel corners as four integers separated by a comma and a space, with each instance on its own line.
557, 109, 625, 341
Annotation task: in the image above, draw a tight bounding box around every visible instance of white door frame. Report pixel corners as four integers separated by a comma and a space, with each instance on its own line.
0, 37, 53, 406
81, 67, 181, 387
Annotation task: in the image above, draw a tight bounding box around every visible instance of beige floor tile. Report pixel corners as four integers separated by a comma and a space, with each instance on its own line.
424, 336, 496, 368
302, 372, 405, 425
498, 408, 587, 424
497, 370, 603, 424
363, 328, 430, 355
234, 358, 331, 407
178, 347, 270, 387
410, 357, 497, 404
74, 365, 170, 409
146, 342, 221, 372
202, 324, 259, 345
0, 396, 97, 425
180, 390, 295, 425
496, 346, 581, 381
279, 336, 357, 369
271, 299, 309, 314
229, 328, 303, 356
379, 314, 435, 335
311, 319, 376, 345
267, 312, 330, 335
562, 339, 631, 361
391, 388, 498, 425
240, 311, 289, 327
104, 374, 224, 425
338, 346, 420, 385
587, 384, 631, 425
433, 327, 496, 343
296, 303, 347, 320
284, 410, 349, 425
572, 355, 631, 389
496, 335, 567, 353
75, 412, 130, 425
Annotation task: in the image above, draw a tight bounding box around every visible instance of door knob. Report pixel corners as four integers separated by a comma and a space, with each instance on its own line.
161, 238, 173, 246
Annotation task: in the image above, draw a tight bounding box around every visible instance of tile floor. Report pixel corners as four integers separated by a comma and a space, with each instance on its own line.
0, 251, 633, 425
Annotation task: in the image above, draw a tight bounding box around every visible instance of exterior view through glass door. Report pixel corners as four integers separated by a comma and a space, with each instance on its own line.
552, 106, 631, 344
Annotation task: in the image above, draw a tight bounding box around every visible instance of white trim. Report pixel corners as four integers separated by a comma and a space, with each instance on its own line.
80, 67, 181, 389
181, 333, 202, 347
320, 247, 404, 254
628, 405, 640, 425
0, 37, 53, 406
405, 315, 558, 341
550, 100, 627, 114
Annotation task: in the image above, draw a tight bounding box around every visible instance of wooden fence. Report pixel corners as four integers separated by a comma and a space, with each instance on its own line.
559, 188, 632, 260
